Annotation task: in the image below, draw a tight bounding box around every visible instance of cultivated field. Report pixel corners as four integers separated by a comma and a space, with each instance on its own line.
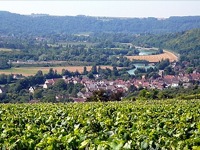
0, 66, 114, 76
0, 48, 21, 52
0, 100, 199, 149
126, 50, 178, 62
0, 48, 13, 52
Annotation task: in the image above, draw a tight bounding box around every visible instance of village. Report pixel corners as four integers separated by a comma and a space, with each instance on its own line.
1, 61, 200, 102
27, 69, 200, 102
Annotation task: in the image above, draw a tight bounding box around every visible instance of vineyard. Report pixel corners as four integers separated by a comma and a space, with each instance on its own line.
0, 100, 200, 149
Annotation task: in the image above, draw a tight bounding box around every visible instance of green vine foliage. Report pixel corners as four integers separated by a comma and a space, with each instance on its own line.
0, 100, 199, 149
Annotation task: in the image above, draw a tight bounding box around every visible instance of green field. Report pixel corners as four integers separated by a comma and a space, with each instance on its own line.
0, 67, 42, 76
0, 100, 200, 149
0, 65, 114, 76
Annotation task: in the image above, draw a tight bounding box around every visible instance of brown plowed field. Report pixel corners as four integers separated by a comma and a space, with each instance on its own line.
126, 50, 178, 62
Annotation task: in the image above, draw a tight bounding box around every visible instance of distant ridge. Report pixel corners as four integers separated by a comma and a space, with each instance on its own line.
0, 11, 200, 36
30, 13, 50, 17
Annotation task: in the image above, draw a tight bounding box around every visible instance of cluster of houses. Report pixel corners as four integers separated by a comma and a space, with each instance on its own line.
1, 71, 200, 102
41, 76, 130, 102
30, 71, 200, 102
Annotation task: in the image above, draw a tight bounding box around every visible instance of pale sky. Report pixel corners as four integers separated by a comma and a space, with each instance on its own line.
0, 1, 200, 18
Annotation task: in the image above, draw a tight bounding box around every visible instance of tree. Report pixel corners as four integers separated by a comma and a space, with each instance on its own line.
7, 75, 13, 83
83, 66, 88, 75
164, 66, 175, 75
38, 54, 48, 61
43, 94, 56, 103
87, 72, 94, 79
62, 69, 72, 77
186, 67, 193, 74
157, 91, 168, 99
0, 74, 7, 84
34, 71, 45, 85
87, 89, 109, 102
46, 68, 55, 79
34, 89, 43, 99
112, 66, 119, 76
0, 58, 10, 69
74, 70, 80, 76
158, 59, 170, 70
149, 89, 159, 99
36, 70, 43, 76
54, 70, 59, 78
91, 65, 98, 74
138, 89, 148, 98
98, 66, 102, 74
14, 78, 29, 92
53, 79, 67, 91
128, 85, 137, 93
158, 48, 164, 54
110, 91, 123, 101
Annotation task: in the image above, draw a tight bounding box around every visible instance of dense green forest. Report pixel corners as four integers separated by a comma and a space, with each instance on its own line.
132, 29, 200, 67
1, 11, 200, 35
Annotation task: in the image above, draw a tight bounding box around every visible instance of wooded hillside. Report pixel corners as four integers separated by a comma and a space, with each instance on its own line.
1, 11, 200, 35
133, 29, 200, 67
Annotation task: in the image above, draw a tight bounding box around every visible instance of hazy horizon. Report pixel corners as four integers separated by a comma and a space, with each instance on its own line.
2, 10, 200, 19
0, 1, 200, 18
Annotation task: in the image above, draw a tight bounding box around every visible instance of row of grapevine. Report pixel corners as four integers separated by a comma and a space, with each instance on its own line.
0, 100, 200, 149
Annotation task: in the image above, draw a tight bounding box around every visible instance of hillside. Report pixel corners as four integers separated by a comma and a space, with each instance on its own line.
133, 29, 200, 67
1, 11, 200, 35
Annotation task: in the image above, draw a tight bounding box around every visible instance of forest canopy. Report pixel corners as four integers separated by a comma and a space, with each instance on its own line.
1, 11, 200, 36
